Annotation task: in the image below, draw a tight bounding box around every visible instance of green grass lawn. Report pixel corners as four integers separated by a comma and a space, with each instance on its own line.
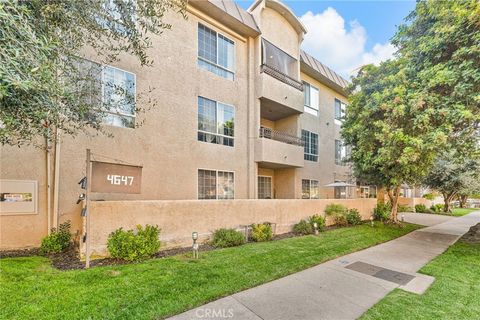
451, 208, 478, 216
361, 241, 480, 320
0, 223, 420, 320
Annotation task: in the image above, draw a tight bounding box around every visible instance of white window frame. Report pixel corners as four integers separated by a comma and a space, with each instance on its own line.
334, 98, 346, 125
197, 168, 235, 200
101, 64, 136, 128
303, 81, 319, 116
197, 96, 235, 147
197, 23, 236, 80
302, 130, 319, 162
302, 179, 319, 199
258, 175, 273, 199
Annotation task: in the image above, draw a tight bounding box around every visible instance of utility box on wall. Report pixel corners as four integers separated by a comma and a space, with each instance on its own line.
0, 180, 38, 215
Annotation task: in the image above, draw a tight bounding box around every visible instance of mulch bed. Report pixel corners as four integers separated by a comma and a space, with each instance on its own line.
460, 223, 480, 244
0, 223, 376, 270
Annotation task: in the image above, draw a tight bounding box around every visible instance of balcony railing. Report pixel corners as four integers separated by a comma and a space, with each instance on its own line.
260, 64, 303, 91
259, 126, 304, 147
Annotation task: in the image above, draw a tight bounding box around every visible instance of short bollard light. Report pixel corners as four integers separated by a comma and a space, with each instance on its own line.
192, 232, 199, 259
313, 222, 319, 235
370, 216, 374, 227
401, 214, 405, 222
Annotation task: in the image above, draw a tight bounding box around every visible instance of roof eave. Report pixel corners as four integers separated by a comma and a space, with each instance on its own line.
189, 0, 261, 37
301, 61, 349, 96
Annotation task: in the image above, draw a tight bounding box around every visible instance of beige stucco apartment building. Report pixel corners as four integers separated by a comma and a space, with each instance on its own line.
1, 0, 376, 249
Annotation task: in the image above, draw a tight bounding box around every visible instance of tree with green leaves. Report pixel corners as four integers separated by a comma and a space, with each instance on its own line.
393, 0, 480, 157
0, 0, 186, 146
424, 153, 480, 212
343, 59, 441, 222
343, 0, 480, 222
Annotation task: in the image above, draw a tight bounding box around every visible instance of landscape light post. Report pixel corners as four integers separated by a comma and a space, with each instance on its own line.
192, 232, 199, 259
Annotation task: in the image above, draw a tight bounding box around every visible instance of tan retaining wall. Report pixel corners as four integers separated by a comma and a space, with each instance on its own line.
398, 197, 433, 210
85, 198, 377, 257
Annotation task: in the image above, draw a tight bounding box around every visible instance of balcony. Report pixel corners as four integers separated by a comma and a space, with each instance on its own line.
258, 39, 304, 119
261, 64, 303, 91
255, 127, 304, 168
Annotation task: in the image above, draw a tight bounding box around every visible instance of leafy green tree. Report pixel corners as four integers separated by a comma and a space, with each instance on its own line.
393, 0, 480, 157
424, 153, 480, 212
0, 0, 186, 146
343, 59, 440, 222
343, 0, 480, 221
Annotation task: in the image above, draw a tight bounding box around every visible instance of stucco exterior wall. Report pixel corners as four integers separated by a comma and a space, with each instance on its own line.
0, 1, 361, 250
0, 144, 49, 249
84, 198, 378, 257
398, 197, 433, 210
298, 72, 351, 199
0, 8, 256, 249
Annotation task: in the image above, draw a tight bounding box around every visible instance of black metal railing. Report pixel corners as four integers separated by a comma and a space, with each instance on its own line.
260, 64, 303, 91
259, 126, 304, 147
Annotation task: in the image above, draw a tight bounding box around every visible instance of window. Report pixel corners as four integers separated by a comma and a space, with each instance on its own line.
258, 176, 273, 199
334, 186, 347, 199
335, 140, 348, 165
198, 169, 234, 200
198, 24, 235, 80
302, 130, 318, 162
303, 81, 319, 116
302, 179, 319, 199
102, 66, 136, 128
334, 98, 346, 123
198, 97, 234, 147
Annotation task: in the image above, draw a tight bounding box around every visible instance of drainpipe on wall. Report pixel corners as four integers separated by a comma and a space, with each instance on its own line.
46, 134, 52, 235
52, 129, 61, 229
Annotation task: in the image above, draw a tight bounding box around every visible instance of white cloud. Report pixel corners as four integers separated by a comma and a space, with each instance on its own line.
300, 8, 396, 79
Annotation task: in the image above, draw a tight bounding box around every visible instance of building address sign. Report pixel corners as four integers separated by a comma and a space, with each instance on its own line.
90, 161, 142, 194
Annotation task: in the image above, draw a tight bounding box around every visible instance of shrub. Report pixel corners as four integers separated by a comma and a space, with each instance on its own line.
415, 204, 428, 213
107, 224, 161, 261
211, 228, 245, 248
251, 223, 273, 242
292, 219, 313, 235
398, 205, 413, 212
40, 221, 72, 254
333, 214, 348, 226
325, 203, 349, 226
373, 202, 391, 221
423, 193, 435, 201
346, 209, 362, 225
325, 203, 348, 216
308, 214, 326, 230
430, 204, 444, 213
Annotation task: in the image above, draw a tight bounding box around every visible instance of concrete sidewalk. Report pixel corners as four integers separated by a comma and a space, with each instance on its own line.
169, 211, 480, 320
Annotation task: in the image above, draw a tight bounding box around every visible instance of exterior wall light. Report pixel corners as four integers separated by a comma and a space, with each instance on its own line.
76, 193, 85, 204
78, 176, 87, 189
192, 232, 199, 259
313, 222, 319, 235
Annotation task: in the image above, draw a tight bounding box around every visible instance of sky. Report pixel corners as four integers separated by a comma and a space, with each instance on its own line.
237, 0, 417, 79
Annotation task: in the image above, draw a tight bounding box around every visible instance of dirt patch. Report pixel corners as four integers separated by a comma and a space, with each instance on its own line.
460, 223, 480, 244
0, 248, 41, 258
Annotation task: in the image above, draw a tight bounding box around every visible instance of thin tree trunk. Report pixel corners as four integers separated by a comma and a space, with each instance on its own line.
390, 185, 400, 223
459, 195, 467, 208
386, 187, 394, 205
443, 191, 456, 213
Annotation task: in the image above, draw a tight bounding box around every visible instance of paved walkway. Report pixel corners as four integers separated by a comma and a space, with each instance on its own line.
169, 212, 480, 320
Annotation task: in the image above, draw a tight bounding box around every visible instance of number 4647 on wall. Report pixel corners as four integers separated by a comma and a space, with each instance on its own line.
107, 175, 134, 186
